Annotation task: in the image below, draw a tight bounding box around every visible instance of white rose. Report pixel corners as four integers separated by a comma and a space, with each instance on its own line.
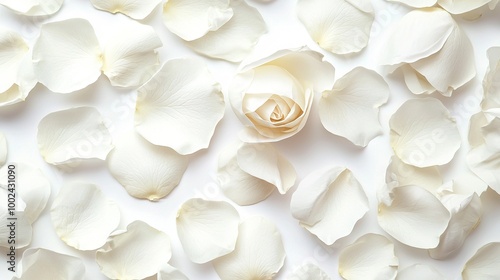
228, 47, 335, 142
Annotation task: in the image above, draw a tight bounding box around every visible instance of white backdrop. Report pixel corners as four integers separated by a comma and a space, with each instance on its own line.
1, 0, 500, 279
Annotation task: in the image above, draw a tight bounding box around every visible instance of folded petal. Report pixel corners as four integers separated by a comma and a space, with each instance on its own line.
91, 0, 162, 19
0, 133, 6, 166
378, 185, 450, 249
291, 167, 369, 245
462, 242, 500, 280
163, 0, 233, 41
33, 18, 103, 94
184, 0, 267, 62
157, 264, 189, 280
107, 130, 188, 201
319, 67, 389, 147
96, 220, 172, 280
0, 51, 37, 107
176, 198, 240, 263
385, 155, 442, 195
135, 58, 224, 155
102, 21, 162, 88
0, 0, 63, 16
397, 264, 445, 280
390, 98, 461, 167
37, 107, 113, 165
437, 0, 491, 14
288, 263, 330, 280
297, 0, 374, 54
213, 216, 286, 280
13, 248, 85, 280
338, 233, 398, 280
0, 27, 28, 93
51, 182, 120, 250
401, 64, 437, 95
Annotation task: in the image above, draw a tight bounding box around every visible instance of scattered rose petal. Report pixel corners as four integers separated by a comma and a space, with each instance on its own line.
37, 107, 113, 165
390, 98, 461, 168
213, 216, 286, 280
319, 67, 389, 147
338, 233, 398, 280
378, 185, 450, 249
96, 220, 172, 280
51, 182, 120, 250
0, 0, 63, 16
397, 264, 445, 280
217, 141, 296, 205
13, 248, 85, 280
90, 0, 162, 19
297, 0, 374, 54
176, 198, 239, 263
157, 264, 189, 280
385, 155, 442, 195
291, 167, 369, 245
462, 242, 500, 279
229, 47, 335, 142
135, 58, 224, 155
107, 130, 188, 201
386, 0, 437, 8
288, 262, 330, 280
482, 47, 500, 111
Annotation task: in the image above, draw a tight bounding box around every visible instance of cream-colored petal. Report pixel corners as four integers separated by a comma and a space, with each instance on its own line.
107, 130, 188, 201
0, 132, 6, 167
96, 220, 172, 280
297, 0, 374, 54
291, 167, 369, 245
462, 242, 500, 280
378, 185, 450, 249
467, 144, 500, 195
385, 155, 442, 195
0, 0, 63, 16
390, 98, 461, 168
176, 198, 239, 264
469, 112, 489, 148
483, 47, 500, 111
397, 264, 445, 280
401, 64, 437, 95
157, 264, 189, 280
288, 263, 330, 280
0, 27, 28, 93
51, 182, 120, 250
135, 58, 224, 155
102, 21, 162, 88
338, 233, 398, 280
13, 248, 85, 280
380, 8, 454, 66
0, 51, 37, 107
37, 107, 113, 165
319, 67, 389, 147
213, 216, 286, 280
184, 0, 266, 62
91, 0, 162, 19
438, 0, 491, 14
386, 0, 437, 8
163, 0, 233, 41
32, 18, 103, 94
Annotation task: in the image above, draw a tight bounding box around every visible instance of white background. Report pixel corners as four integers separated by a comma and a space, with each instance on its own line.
1, 0, 500, 279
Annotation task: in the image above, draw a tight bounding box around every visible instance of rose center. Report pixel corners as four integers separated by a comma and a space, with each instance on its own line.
270, 104, 285, 122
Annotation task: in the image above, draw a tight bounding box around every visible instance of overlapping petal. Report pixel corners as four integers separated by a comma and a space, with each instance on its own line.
51, 182, 120, 250
157, 264, 189, 280
297, 0, 374, 54
338, 233, 398, 280
213, 216, 286, 280
385, 155, 442, 195
90, 0, 162, 19
0, 0, 63, 16
288, 263, 330, 280
107, 131, 188, 201
319, 67, 389, 146
462, 242, 500, 279
176, 198, 239, 263
290, 167, 369, 245
37, 107, 113, 165
135, 58, 224, 155
96, 220, 172, 280
390, 98, 461, 167
217, 141, 296, 205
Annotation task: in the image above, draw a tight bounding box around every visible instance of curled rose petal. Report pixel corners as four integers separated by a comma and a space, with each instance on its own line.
462, 242, 500, 279
90, 0, 162, 19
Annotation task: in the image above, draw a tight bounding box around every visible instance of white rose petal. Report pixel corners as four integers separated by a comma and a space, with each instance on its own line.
390, 98, 461, 168
483, 47, 500, 111
462, 242, 500, 279
288, 263, 330, 280
469, 112, 489, 148
37, 107, 113, 165
338, 233, 398, 280
0, 27, 28, 93
0, 0, 63, 16
184, 0, 266, 62
386, 0, 437, 8
91, 0, 162, 19
437, 0, 491, 14
468, 144, 500, 195
13, 248, 85, 280
291, 167, 369, 245
157, 264, 189, 280
385, 155, 442, 195
378, 185, 450, 249
162, 0, 233, 41
319, 67, 389, 147
135, 58, 224, 155
297, 0, 374, 54
107, 131, 188, 201
0, 132, 6, 167
397, 264, 445, 280
33, 18, 103, 94
176, 198, 240, 264
96, 220, 172, 280
213, 216, 286, 280
0, 209, 32, 248
51, 182, 120, 251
